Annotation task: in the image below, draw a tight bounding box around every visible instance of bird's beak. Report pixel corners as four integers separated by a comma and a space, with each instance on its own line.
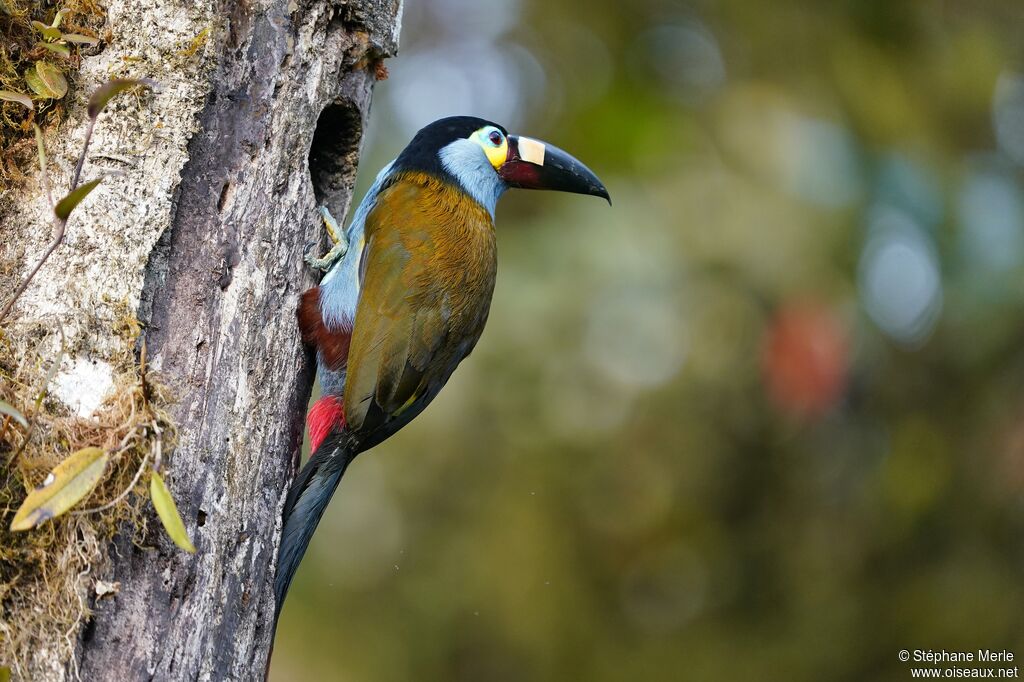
498, 135, 611, 204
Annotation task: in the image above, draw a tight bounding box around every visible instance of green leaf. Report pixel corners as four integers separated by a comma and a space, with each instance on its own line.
37, 41, 71, 57
55, 177, 103, 220
87, 78, 156, 119
25, 63, 67, 99
0, 400, 28, 428
31, 21, 62, 41
25, 67, 55, 98
50, 8, 68, 28
34, 61, 67, 99
150, 472, 195, 553
33, 124, 46, 175
10, 447, 109, 531
0, 90, 33, 110
62, 33, 99, 45
0, 665, 9, 682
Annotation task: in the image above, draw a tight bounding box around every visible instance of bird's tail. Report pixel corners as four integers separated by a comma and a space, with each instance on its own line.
274, 428, 357, 620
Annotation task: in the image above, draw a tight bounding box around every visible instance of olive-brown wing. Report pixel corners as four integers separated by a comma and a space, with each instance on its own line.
342, 182, 456, 435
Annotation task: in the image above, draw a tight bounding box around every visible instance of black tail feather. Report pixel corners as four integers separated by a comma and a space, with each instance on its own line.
274, 429, 356, 622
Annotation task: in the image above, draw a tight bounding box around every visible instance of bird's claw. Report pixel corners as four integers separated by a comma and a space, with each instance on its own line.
305, 243, 348, 272
320, 205, 343, 245
304, 205, 348, 272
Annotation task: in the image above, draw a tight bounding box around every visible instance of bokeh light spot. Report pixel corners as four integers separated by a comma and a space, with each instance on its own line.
956, 162, 1024, 272
859, 207, 943, 346
620, 543, 708, 634
874, 154, 944, 228
761, 303, 849, 418
780, 116, 863, 208
993, 70, 1024, 166
584, 284, 686, 389
638, 21, 726, 104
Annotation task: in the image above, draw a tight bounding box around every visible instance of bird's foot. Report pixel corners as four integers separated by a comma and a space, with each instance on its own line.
304, 205, 348, 272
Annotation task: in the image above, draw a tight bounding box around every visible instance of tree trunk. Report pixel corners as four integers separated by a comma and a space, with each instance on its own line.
0, 0, 400, 679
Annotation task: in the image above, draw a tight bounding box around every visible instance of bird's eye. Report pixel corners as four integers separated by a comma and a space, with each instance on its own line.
488, 130, 503, 146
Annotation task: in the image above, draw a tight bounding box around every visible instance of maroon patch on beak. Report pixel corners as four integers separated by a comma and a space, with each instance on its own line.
505, 135, 520, 164
498, 160, 543, 188
499, 134, 545, 186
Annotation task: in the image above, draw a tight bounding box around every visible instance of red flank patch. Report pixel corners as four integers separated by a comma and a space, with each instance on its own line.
307, 395, 345, 453
298, 286, 351, 370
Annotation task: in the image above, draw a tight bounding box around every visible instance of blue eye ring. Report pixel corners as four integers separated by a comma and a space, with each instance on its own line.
488, 130, 503, 146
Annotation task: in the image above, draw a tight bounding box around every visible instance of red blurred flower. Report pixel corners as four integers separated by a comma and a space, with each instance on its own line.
761, 302, 849, 418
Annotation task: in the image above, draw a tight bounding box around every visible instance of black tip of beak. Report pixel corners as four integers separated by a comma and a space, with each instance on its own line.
538, 143, 612, 205
569, 173, 611, 205
569, 161, 611, 205
502, 135, 611, 206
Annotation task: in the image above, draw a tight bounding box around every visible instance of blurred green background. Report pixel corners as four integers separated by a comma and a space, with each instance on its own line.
272, 1, 1024, 679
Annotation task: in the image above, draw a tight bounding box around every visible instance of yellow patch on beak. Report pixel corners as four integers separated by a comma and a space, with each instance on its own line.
517, 137, 546, 166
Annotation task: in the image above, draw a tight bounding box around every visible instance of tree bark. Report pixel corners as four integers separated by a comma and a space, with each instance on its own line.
0, 0, 401, 679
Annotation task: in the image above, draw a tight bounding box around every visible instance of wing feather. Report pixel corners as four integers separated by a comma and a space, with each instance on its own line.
343, 174, 497, 437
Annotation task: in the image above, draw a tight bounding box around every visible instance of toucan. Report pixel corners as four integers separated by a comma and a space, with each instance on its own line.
275, 116, 609, 619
